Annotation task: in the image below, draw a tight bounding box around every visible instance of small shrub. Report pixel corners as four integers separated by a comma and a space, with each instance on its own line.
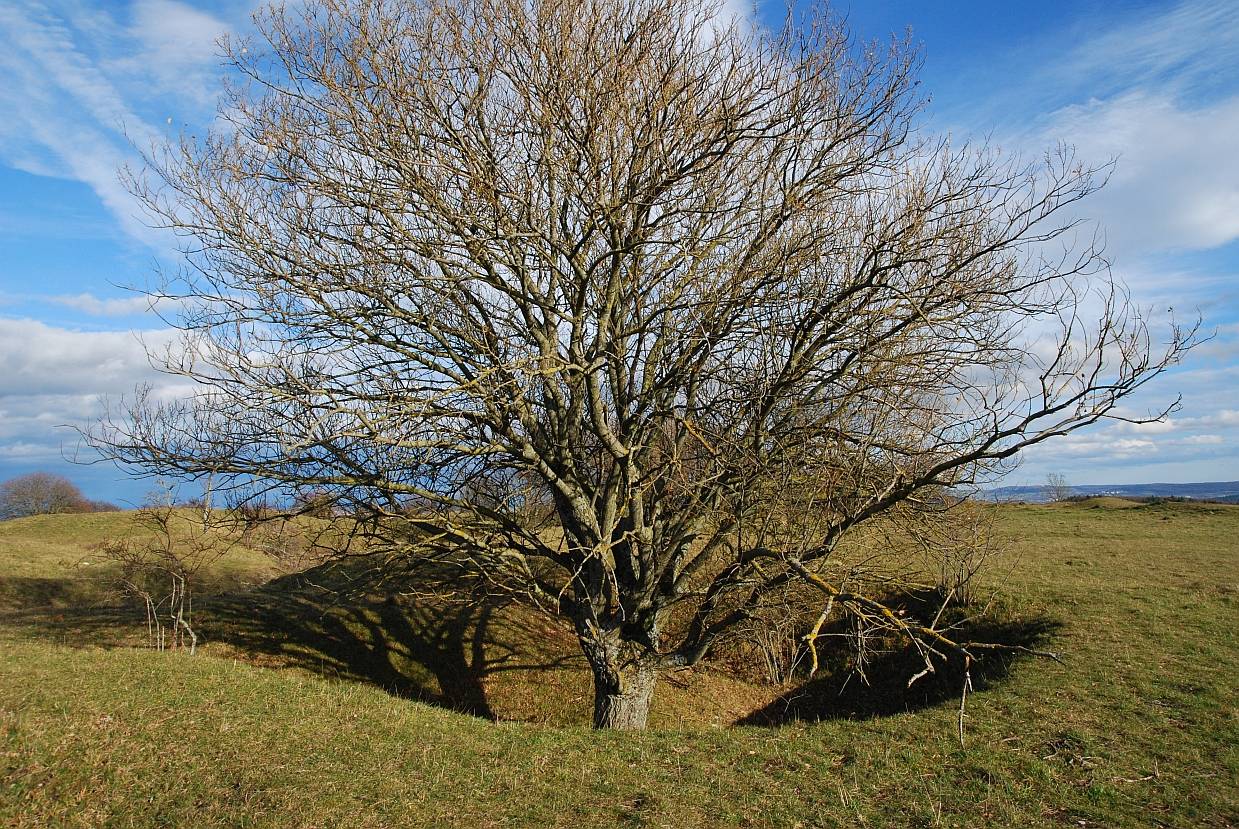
902, 498, 1006, 607
93, 504, 239, 652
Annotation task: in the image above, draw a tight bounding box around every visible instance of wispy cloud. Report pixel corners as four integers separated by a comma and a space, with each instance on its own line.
0, 0, 237, 246
967, 1, 1239, 267
975, 1, 1239, 484
1038, 92, 1239, 256
0, 317, 175, 396
0, 0, 1235, 491
48, 292, 164, 316
1053, 1, 1239, 103
111, 0, 231, 106
1014, 359, 1239, 484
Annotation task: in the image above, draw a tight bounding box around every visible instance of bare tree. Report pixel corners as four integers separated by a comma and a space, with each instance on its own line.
1044, 473, 1073, 502
91, 0, 1197, 729
0, 472, 90, 519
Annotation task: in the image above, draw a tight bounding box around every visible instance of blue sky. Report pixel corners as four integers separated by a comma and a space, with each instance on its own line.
0, 0, 1236, 504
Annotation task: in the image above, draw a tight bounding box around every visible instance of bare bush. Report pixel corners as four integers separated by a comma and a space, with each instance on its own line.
238, 513, 334, 574
1044, 473, 1074, 502
95, 504, 238, 653
899, 497, 1008, 607
729, 585, 817, 687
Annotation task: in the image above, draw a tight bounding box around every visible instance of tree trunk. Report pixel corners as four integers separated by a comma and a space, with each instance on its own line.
577, 627, 659, 730
591, 658, 657, 730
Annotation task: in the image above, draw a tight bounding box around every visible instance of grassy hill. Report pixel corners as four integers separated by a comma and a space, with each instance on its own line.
1, 500, 1236, 827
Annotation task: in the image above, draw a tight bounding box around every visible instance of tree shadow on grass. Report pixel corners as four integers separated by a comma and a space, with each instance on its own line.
738, 593, 1063, 726
0, 567, 249, 645
5, 567, 1062, 727
197, 558, 585, 720
1, 558, 585, 722
0, 565, 261, 615
0, 575, 118, 614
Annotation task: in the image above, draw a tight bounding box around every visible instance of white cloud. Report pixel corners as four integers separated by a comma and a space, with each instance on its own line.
1117, 418, 1178, 435
0, 0, 238, 248
709, 0, 756, 26
0, 317, 176, 396
1010, 375, 1239, 484
971, 3, 1239, 490
1040, 92, 1239, 256
966, 1, 1239, 339
0, 440, 67, 461
1200, 409, 1239, 428
0, 0, 1234, 492
130, 0, 226, 64
0, 2, 157, 243
0, 2, 153, 140
48, 292, 163, 316
114, 0, 231, 106
1023, 433, 1158, 462
0, 317, 185, 467
1182, 434, 1224, 445
1054, 2, 1239, 101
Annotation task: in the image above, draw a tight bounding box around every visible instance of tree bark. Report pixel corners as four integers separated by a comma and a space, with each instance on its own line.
591, 658, 657, 730
578, 627, 659, 730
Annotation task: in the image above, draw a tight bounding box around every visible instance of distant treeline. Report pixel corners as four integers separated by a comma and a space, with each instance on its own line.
1063, 494, 1239, 505
987, 481, 1239, 504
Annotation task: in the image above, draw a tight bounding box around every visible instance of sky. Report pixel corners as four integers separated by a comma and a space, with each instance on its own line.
0, 0, 1236, 504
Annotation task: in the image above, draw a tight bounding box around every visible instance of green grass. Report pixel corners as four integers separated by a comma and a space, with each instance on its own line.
0, 510, 277, 614
1, 501, 1236, 827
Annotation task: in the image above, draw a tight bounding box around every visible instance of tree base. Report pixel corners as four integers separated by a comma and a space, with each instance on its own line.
592, 663, 656, 730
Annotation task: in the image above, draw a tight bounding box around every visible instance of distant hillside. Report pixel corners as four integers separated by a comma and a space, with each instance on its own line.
986, 480, 1239, 503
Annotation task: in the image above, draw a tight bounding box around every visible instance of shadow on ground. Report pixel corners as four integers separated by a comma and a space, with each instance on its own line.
2, 568, 1060, 727
198, 559, 586, 720
738, 593, 1062, 726
0, 575, 120, 614
0, 558, 585, 722
0, 565, 260, 614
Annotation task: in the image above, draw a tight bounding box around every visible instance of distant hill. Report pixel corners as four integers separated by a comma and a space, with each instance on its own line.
985, 480, 1239, 503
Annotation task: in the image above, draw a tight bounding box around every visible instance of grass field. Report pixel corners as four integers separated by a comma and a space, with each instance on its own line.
1, 500, 1236, 827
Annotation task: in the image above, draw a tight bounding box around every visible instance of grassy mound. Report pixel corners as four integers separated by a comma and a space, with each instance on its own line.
1, 503, 1237, 827
1069, 496, 1143, 509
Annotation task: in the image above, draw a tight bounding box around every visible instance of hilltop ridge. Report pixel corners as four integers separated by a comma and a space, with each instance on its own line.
986, 480, 1239, 503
